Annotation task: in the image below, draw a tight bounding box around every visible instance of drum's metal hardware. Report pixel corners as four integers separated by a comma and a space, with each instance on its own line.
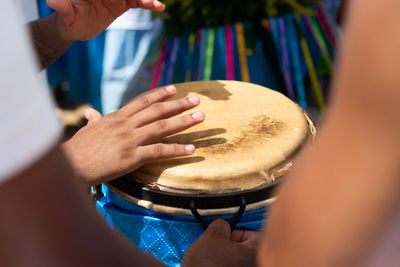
189, 200, 208, 230
91, 184, 104, 201
230, 196, 247, 230
189, 197, 247, 231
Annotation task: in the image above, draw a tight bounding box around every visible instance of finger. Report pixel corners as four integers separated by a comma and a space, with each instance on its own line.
230, 230, 260, 243
136, 143, 195, 163
131, 95, 200, 128
151, 1, 166, 12
148, 0, 165, 12
84, 108, 103, 124
101, 0, 129, 18
205, 219, 231, 238
127, 0, 165, 12
136, 111, 205, 145
118, 85, 176, 117
47, 0, 74, 18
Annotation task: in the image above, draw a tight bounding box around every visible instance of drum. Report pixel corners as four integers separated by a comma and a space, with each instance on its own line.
95, 80, 316, 267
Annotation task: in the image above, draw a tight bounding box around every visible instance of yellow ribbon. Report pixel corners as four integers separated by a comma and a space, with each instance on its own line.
186, 32, 196, 81
235, 23, 250, 82
295, 14, 325, 114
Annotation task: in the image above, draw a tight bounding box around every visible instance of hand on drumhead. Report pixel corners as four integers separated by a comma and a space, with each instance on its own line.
62, 85, 204, 186
182, 219, 260, 267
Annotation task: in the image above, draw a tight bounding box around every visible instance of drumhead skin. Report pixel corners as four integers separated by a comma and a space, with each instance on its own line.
126, 80, 313, 194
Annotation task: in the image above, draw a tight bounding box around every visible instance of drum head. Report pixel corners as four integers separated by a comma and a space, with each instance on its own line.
126, 80, 313, 194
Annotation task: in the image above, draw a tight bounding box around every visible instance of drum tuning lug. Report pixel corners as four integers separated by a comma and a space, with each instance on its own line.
189, 200, 208, 230
189, 197, 247, 231
230, 196, 247, 230
91, 184, 104, 201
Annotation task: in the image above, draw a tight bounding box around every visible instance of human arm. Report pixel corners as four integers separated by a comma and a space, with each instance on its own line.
28, 0, 165, 68
0, 145, 166, 267
182, 219, 260, 267
258, 0, 400, 266
62, 85, 204, 186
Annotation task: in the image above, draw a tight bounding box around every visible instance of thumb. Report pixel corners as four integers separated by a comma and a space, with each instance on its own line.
47, 0, 74, 20
204, 219, 231, 238
84, 108, 103, 124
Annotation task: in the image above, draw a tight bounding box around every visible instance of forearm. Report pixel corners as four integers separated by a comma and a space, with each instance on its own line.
28, 13, 74, 69
258, 109, 400, 267
0, 145, 165, 266
258, 0, 400, 265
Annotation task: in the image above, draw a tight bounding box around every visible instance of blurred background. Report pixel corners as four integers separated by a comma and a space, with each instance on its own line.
20, 0, 344, 138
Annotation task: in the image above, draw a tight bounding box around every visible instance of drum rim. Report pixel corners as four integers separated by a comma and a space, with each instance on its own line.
107, 177, 281, 210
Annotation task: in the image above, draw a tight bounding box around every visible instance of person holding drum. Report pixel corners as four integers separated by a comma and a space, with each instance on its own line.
183, 1, 400, 266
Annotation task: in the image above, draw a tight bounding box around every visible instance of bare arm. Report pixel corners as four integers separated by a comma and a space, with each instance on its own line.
28, 13, 73, 69
258, 1, 400, 266
0, 144, 165, 267
28, 0, 165, 69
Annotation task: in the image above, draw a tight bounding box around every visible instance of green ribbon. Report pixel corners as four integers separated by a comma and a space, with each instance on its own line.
203, 28, 216, 81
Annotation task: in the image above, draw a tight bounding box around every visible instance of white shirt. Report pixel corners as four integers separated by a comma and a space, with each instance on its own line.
0, 0, 61, 184
107, 9, 155, 30
14, 0, 39, 23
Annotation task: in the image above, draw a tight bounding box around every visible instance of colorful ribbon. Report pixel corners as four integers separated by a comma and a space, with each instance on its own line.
167, 37, 179, 84
278, 17, 295, 100
225, 24, 235, 80
294, 14, 325, 114
217, 26, 226, 79
235, 23, 250, 82
198, 28, 208, 80
185, 32, 196, 81
193, 29, 202, 81
287, 15, 308, 109
257, 19, 286, 93
303, 15, 332, 74
203, 28, 216, 81
315, 3, 337, 52
149, 44, 168, 90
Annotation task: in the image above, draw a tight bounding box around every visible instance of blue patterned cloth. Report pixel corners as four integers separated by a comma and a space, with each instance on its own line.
96, 185, 267, 267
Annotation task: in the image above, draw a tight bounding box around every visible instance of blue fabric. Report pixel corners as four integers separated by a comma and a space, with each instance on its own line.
37, 0, 105, 111
96, 185, 267, 267
101, 26, 158, 114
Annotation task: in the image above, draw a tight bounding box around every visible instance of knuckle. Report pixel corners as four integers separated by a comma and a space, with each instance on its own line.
139, 0, 154, 8
212, 218, 228, 227
152, 102, 165, 113
208, 219, 230, 233
156, 119, 168, 131
174, 144, 181, 154
181, 115, 191, 125
112, 119, 128, 129
153, 144, 164, 157
134, 0, 143, 8
106, 111, 118, 118
158, 88, 167, 98
178, 99, 190, 111
139, 95, 151, 107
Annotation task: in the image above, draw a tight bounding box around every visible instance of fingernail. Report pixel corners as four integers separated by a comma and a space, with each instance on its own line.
165, 85, 176, 93
188, 96, 199, 104
192, 111, 204, 120
153, 1, 163, 8
185, 145, 195, 153
84, 108, 91, 119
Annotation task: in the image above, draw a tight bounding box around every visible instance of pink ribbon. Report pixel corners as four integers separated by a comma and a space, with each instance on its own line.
225, 24, 235, 80
149, 44, 168, 90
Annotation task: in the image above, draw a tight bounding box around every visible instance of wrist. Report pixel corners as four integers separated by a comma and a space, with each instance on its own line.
29, 13, 74, 69
46, 13, 76, 43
